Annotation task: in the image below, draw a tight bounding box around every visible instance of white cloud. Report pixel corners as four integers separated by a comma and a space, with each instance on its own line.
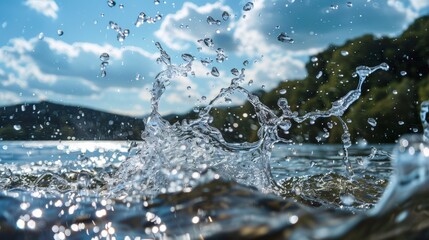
24, 0, 59, 20
0, 36, 161, 114
155, 1, 235, 52
409, 0, 429, 11
0, 91, 21, 104
387, 0, 418, 22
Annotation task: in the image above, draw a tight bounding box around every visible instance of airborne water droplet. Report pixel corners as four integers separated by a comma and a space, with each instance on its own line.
316, 71, 323, 79
13, 125, 22, 131
341, 50, 349, 56
38, 32, 44, 40
119, 4, 124, 9
277, 32, 294, 43
231, 68, 239, 76
203, 38, 214, 47
279, 89, 287, 94
211, 67, 220, 77
347, 2, 353, 7
340, 194, 355, 206
154, 0, 160, 5
123, 29, 130, 37
57, 29, 64, 36
107, 0, 116, 7
181, 53, 194, 62
243, 60, 249, 66
207, 16, 218, 25
243, 2, 254, 11
367, 118, 377, 127
100, 53, 110, 62
400, 71, 407, 76
311, 57, 318, 62
330, 4, 339, 10
117, 32, 125, 42
100, 70, 107, 78
225, 97, 232, 104
222, 11, 230, 21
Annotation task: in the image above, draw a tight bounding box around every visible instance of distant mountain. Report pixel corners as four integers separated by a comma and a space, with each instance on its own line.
0, 101, 145, 140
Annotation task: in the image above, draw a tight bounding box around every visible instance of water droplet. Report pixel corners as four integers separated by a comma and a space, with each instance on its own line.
341, 50, 349, 56
207, 16, 220, 25
117, 32, 125, 42
211, 67, 220, 77
107, 0, 116, 7
187, 86, 191, 90
100, 61, 109, 70
203, 38, 214, 47
216, 48, 227, 63
181, 53, 194, 62
135, 74, 141, 81
222, 11, 230, 21
400, 71, 407, 76
243, 2, 254, 11
100, 70, 107, 78
367, 118, 377, 127
243, 60, 249, 66
248, 79, 253, 86
155, 14, 162, 21
279, 89, 287, 94
100, 53, 110, 62
57, 29, 64, 36
231, 68, 239, 76
201, 58, 212, 66
38, 32, 44, 40
13, 125, 22, 131
398, 121, 404, 125
316, 71, 323, 79
346, 2, 353, 7
311, 56, 318, 62
277, 32, 294, 43
225, 97, 232, 104
201, 96, 207, 100
330, 4, 339, 10
123, 29, 130, 37
340, 194, 355, 206
109, 21, 119, 30
119, 4, 124, 9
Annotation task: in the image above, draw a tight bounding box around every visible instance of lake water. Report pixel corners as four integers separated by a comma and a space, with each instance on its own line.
1, 140, 428, 239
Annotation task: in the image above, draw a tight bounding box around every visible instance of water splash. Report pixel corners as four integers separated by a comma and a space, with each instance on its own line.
106, 43, 390, 197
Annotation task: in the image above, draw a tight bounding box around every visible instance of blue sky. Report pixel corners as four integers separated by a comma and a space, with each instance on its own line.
0, 0, 428, 116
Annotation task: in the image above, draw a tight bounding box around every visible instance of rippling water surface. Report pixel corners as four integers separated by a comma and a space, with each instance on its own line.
1, 140, 429, 240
